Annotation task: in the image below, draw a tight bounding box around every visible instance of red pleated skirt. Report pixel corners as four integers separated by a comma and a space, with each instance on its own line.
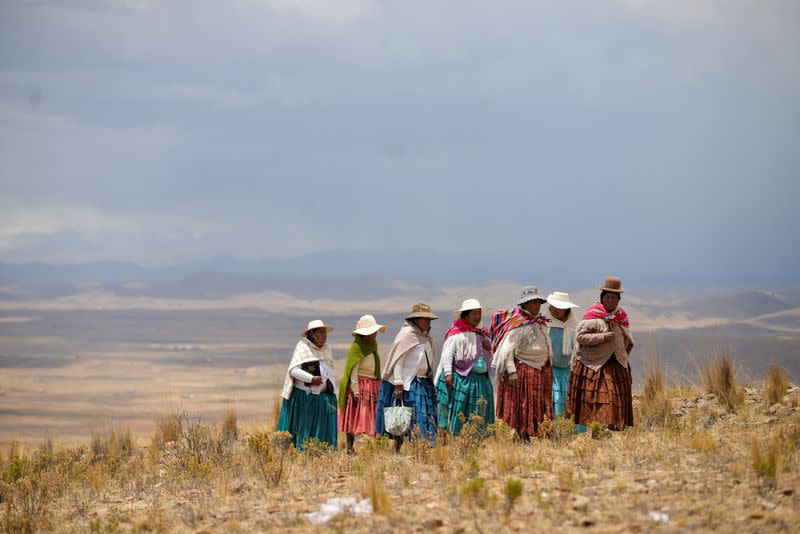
338, 376, 381, 436
496, 359, 553, 437
566, 356, 633, 431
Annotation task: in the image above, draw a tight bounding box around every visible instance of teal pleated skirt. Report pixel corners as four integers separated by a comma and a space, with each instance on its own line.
435, 372, 495, 436
277, 387, 338, 450
552, 366, 570, 418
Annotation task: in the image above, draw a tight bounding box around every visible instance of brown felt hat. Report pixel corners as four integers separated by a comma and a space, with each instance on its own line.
599, 276, 624, 294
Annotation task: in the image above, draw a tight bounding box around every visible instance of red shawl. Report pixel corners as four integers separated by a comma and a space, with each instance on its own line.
582, 302, 630, 328
445, 319, 490, 341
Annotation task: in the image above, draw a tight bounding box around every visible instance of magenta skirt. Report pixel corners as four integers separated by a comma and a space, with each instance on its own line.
339, 376, 382, 436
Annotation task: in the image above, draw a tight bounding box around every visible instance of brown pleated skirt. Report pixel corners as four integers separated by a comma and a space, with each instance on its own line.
566, 355, 633, 431
496, 359, 553, 437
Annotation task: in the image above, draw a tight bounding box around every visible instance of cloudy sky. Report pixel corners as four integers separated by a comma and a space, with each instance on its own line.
1, 1, 798, 284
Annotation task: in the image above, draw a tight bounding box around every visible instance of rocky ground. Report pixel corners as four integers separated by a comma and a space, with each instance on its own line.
2, 382, 798, 533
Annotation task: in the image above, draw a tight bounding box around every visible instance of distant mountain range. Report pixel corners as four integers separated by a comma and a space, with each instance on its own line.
3, 249, 798, 294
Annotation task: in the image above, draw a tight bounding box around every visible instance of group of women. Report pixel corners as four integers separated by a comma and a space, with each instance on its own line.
277, 276, 634, 452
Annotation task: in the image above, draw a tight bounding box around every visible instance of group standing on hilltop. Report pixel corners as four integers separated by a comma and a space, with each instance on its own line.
276, 276, 634, 451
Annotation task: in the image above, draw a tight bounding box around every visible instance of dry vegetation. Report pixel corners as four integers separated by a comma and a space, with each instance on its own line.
2, 359, 799, 533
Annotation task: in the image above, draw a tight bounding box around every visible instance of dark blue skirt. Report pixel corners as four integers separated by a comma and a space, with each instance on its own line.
374, 378, 437, 444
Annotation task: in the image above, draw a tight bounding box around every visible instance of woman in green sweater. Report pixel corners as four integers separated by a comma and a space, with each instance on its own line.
338, 315, 386, 454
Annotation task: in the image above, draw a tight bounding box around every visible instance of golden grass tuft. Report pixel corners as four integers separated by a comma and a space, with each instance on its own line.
220, 408, 239, 446
698, 354, 745, 413
490, 443, 520, 477
639, 358, 673, 427
751, 436, 781, 491
270, 395, 282, 431
687, 431, 717, 454
90, 427, 133, 461
764, 364, 789, 407
430, 443, 451, 472
154, 410, 182, 448
360, 470, 392, 514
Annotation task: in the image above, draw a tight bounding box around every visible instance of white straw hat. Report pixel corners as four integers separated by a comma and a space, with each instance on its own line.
452, 298, 489, 317
546, 292, 580, 310
299, 319, 334, 337
352, 314, 387, 336
517, 286, 547, 306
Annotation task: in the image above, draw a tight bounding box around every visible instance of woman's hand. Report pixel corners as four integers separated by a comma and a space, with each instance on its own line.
445, 373, 453, 388
311, 376, 323, 386
394, 384, 404, 400
603, 331, 615, 342
481, 338, 492, 351
508, 372, 519, 382
353, 391, 359, 399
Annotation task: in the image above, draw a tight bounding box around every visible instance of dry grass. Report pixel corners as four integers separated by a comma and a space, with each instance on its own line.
359, 469, 392, 515
698, 353, 745, 413
764, 364, 790, 407
0, 364, 798, 533
220, 408, 239, 446
638, 357, 673, 427
751, 436, 781, 491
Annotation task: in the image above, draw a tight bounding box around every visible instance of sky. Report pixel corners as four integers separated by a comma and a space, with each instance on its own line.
0, 1, 798, 285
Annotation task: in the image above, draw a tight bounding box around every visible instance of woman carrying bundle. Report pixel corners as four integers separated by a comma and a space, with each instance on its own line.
338, 314, 386, 454
566, 276, 635, 431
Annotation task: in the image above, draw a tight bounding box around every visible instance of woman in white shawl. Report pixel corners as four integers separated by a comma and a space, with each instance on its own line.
277, 320, 338, 450
542, 292, 580, 420
434, 299, 494, 436
373, 303, 438, 451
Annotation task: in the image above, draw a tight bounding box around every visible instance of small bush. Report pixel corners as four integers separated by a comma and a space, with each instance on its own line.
588, 422, 609, 440
1, 474, 53, 532
90, 428, 134, 463
503, 478, 523, 513
699, 354, 745, 413
764, 365, 789, 407
539, 416, 576, 444
247, 431, 294, 487
453, 412, 487, 457
485, 420, 516, 443
154, 410, 182, 448
460, 476, 489, 507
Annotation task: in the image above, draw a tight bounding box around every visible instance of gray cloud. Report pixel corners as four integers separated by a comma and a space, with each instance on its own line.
0, 0, 798, 284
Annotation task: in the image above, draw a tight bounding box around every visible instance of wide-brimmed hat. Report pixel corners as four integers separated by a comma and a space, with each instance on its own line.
546, 292, 580, 310
452, 298, 490, 317
405, 303, 439, 320
599, 276, 625, 294
299, 319, 334, 337
517, 286, 547, 306
352, 314, 387, 336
